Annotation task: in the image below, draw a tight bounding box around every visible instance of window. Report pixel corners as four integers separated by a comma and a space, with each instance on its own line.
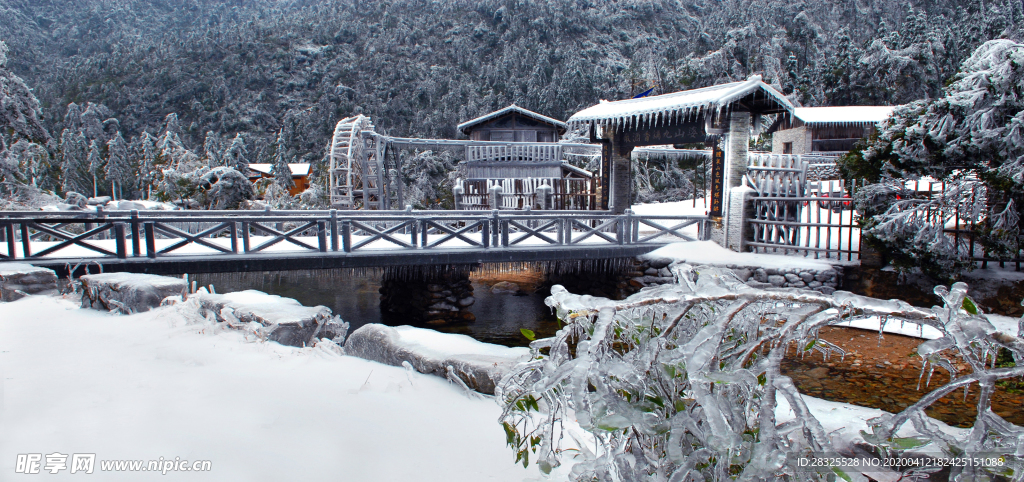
783, 142, 793, 154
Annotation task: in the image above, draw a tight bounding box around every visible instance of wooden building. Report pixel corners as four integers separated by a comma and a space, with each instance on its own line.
247, 163, 311, 196
769, 106, 895, 155
457, 104, 567, 142
454, 106, 597, 210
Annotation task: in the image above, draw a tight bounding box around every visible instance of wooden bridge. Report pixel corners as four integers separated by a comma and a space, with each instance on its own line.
0, 209, 709, 276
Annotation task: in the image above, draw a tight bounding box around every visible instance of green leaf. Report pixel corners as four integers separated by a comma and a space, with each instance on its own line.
757, 373, 767, 386
502, 422, 517, 446
962, 297, 979, 315
520, 328, 536, 341
890, 437, 929, 450
832, 467, 853, 482
804, 340, 816, 352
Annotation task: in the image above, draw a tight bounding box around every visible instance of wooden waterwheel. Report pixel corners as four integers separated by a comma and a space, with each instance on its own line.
329, 115, 387, 209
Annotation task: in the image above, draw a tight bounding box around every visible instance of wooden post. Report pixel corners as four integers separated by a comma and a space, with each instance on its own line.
229, 222, 238, 254
114, 223, 127, 259
130, 210, 141, 257
330, 209, 339, 251
20, 223, 30, 257
341, 220, 352, 252
241, 221, 250, 253
317, 221, 327, 252
491, 210, 500, 247
453, 185, 464, 210
4, 223, 14, 258
481, 218, 490, 248
145, 222, 156, 258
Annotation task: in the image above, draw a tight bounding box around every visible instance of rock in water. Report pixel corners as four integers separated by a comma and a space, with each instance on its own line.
490, 281, 520, 294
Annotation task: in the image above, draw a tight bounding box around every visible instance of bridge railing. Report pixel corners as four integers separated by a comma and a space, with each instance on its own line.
0, 209, 710, 262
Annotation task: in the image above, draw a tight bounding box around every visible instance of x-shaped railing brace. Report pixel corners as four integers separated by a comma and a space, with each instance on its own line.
154, 222, 234, 255
506, 219, 559, 246
248, 221, 318, 252
635, 218, 699, 243
567, 218, 618, 244
423, 220, 484, 248
350, 220, 414, 250
28, 222, 117, 258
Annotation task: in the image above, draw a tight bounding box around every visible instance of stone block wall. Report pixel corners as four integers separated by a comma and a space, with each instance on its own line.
771, 127, 813, 154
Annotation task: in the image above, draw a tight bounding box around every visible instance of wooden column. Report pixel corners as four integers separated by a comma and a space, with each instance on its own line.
723, 111, 752, 252
608, 128, 633, 215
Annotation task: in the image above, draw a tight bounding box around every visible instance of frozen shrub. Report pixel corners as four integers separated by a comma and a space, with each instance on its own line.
497, 269, 1023, 481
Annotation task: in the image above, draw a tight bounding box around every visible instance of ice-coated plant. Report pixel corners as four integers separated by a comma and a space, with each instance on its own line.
496, 266, 1024, 481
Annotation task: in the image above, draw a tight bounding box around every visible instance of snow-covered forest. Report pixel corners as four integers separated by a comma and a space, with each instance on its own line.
0, 0, 1021, 207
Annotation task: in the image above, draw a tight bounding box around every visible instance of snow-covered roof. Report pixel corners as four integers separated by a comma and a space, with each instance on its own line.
794, 106, 897, 127
457, 104, 568, 135
568, 75, 793, 130
247, 163, 311, 177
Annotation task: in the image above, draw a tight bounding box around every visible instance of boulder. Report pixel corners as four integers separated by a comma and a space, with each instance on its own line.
0, 264, 59, 301
80, 273, 185, 313
647, 257, 674, 269
198, 167, 254, 210
799, 272, 815, 283
190, 290, 344, 347
344, 324, 529, 394
768, 275, 786, 287
64, 192, 88, 209
490, 281, 520, 294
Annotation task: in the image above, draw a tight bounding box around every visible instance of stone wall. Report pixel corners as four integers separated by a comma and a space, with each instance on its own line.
771, 126, 813, 154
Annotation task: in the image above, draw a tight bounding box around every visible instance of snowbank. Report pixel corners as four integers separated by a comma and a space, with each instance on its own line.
0, 295, 549, 481
345, 324, 530, 394
80, 272, 186, 313
643, 240, 835, 271
0, 263, 58, 301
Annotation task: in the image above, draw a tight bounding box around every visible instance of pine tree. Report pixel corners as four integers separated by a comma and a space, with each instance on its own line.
224, 133, 249, 174
138, 131, 157, 199
203, 131, 222, 167
86, 140, 103, 197
59, 129, 90, 196
105, 132, 131, 199
270, 129, 293, 190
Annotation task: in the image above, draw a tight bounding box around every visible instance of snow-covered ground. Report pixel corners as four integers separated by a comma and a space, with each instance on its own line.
0, 294, 552, 481
1, 290, 979, 480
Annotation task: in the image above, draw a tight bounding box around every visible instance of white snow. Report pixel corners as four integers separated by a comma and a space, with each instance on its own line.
793, 106, 897, 126
641, 240, 837, 270
776, 394, 966, 454
389, 325, 529, 361
81, 272, 185, 291
568, 75, 792, 129
0, 262, 47, 276
0, 294, 553, 481
247, 163, 310, 177
193, 289, 327, 326
457, 104, 567, 135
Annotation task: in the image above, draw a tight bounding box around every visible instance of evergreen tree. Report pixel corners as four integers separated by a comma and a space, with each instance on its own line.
137, 131, 157, 199
59, 129, 90, 195
224, 133, 249, 174
86, 140, 103, 197
203, 131, 222, 167
105, 131, 131, 199
270, 129, 293, 190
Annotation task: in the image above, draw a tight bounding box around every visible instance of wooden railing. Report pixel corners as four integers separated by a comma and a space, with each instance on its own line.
457, 178, 597, 211
0, 209, 709, 261
465, 143, 562, 163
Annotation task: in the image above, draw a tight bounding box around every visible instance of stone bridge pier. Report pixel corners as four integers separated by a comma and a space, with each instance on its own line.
378, 265, 476, 325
